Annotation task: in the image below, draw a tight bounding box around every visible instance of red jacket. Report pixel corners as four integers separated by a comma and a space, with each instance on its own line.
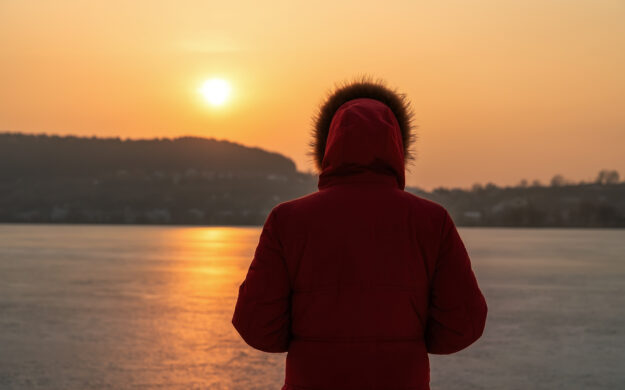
232, 82, 487, 390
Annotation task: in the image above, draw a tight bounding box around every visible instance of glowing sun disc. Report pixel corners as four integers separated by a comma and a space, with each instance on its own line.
200, 79, 231, 106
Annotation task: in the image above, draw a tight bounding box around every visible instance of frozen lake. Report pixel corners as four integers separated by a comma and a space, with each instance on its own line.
0, 224, 624, 389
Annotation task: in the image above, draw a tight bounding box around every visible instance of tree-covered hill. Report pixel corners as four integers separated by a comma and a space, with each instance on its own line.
0, 132, 315, 225
0, 132, 296, 179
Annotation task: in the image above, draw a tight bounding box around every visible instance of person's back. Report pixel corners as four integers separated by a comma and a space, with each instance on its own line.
232, 79, 488, 390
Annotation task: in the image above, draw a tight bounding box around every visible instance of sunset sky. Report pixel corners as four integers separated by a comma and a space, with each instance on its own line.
1, 0, 624, 191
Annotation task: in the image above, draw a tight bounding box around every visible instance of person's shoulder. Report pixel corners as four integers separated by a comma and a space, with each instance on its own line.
267, 191, 323, 218
400, 190, 449, 219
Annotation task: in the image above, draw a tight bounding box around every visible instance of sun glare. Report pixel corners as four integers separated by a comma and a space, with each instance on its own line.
199, 78, 231, 106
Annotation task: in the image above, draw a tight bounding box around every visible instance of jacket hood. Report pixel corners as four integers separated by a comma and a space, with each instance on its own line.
309, 79, 416, 191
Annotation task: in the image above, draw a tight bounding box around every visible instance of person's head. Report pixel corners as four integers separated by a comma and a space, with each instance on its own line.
308, 76, 418, 189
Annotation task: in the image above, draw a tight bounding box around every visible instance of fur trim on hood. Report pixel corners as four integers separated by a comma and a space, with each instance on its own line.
308, 77, 417, 174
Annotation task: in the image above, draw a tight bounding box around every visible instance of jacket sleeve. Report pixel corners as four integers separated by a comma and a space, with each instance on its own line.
425, 209, 488, 354
231, 207, 291, 353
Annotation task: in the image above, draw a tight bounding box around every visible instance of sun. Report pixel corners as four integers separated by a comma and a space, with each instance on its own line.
199, 78, 231, 106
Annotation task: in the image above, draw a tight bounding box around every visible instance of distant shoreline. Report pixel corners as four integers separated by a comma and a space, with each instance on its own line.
2, 132, 625, 229
1, 222, 624, 230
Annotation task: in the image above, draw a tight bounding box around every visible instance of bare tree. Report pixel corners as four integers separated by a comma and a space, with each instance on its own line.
485, 182, 499, 191
595, 169, 620, 185
471, 183, 483, 192
550, 174, 566, 187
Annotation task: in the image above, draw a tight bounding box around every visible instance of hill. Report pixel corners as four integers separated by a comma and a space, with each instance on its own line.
0, 132, 296, 178
0, 132, 316, 225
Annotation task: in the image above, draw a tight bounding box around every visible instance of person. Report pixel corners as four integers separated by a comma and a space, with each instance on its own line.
232, 78, 488, 390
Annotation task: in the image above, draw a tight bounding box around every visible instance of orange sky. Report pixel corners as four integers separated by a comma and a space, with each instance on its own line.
1, 1, 624, 191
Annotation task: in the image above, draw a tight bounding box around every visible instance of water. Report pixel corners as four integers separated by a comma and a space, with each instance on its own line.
0, 224, 624, 389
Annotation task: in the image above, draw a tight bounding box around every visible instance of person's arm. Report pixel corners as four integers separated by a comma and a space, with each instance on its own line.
425, 209, 488, 354
232, 207, 291, 353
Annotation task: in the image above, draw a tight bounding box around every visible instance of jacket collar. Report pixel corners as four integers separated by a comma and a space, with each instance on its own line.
317, 98, 405, 191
